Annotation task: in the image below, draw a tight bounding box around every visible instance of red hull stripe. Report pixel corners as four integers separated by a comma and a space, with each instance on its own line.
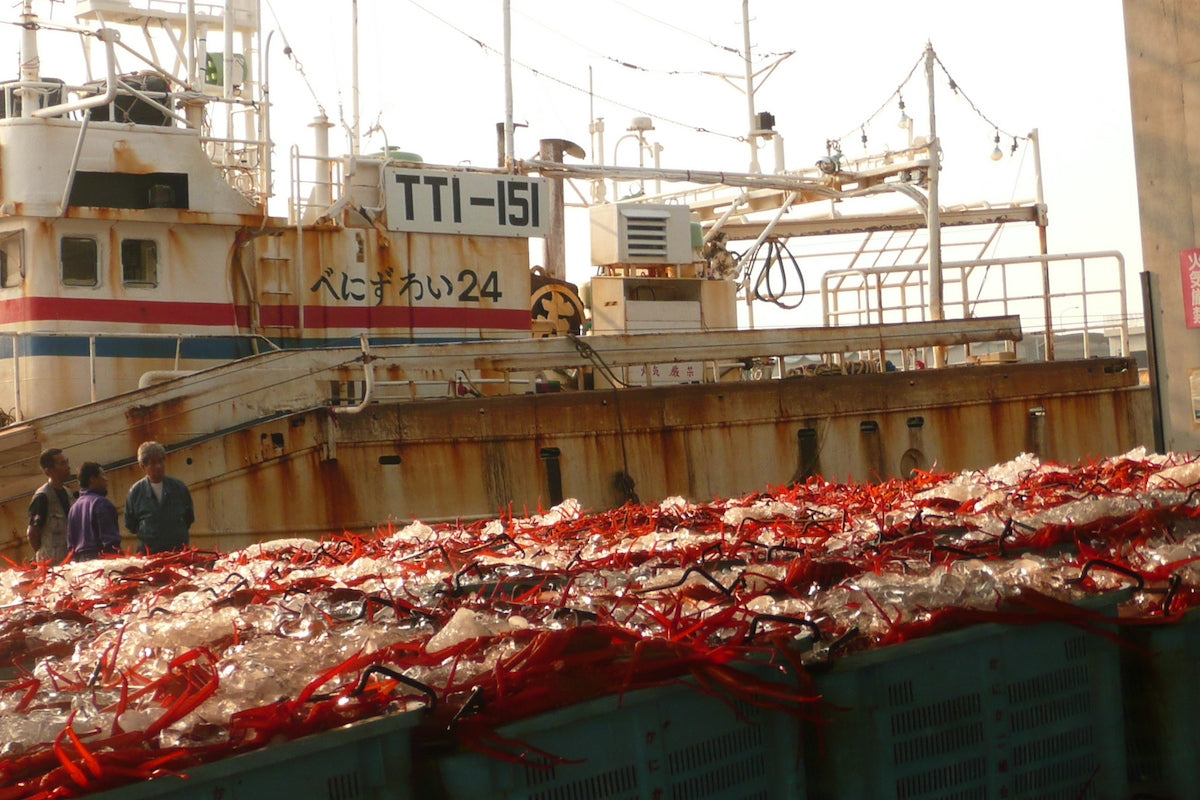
0, 298, 531, 330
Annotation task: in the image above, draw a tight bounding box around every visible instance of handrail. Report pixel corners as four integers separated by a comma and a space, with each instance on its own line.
32, 29, 120, 119
819, 250, 1133, 362
331, 335, 374, 415
0, 319, 1028, 423
3, 331, 280, 421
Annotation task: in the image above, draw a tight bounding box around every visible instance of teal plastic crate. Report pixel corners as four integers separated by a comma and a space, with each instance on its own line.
433, 678, 804, 800
85, 709, 420, 800
806, 603, 1126, 800
1123, 607, 1200, 798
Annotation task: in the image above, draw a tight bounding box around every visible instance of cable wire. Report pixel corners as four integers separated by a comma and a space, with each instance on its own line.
264, 0, 327, 117
741, 239, 807, 310
402, 0, 742, 142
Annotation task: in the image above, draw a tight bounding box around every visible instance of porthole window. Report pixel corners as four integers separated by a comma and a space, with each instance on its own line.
121, 239, 158, 286
61, 237, 98, 286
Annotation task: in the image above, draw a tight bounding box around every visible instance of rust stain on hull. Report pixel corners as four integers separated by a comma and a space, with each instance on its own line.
0, 358, 1154, 562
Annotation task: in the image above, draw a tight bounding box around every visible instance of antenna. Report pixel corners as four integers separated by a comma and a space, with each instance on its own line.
502, 0, 514, 168
351, 0, 360, 156
708, 1, 791, 174
741, 0, 757, 173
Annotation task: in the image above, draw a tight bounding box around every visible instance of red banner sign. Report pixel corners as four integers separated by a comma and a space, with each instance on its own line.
1183, 248, 1200, 328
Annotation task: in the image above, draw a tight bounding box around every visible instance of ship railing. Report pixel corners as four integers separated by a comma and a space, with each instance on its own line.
75, 0, 258, 24
203, 138, 268, 205
0, 79, 66, 119
0, 75, 268, 205
818, 250, 1134, 369
324, 318, 1024, 407
2, 331, 279, 423
0, 75, 181, 124
289, 149, 346, 226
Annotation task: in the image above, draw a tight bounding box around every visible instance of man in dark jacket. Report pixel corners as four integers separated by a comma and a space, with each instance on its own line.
124, 441, 194, 554
67, 462, 123, 561
27, 448, 73, 562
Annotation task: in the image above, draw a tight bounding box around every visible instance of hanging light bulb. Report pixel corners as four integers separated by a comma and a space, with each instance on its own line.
990, 131, 1003, 161
897, 95, 910, 129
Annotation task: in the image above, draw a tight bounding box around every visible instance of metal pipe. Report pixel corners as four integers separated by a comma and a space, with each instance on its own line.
740, 191, 797, 286
139, 370, 200, 389
351, 0, 360, 156
538, 138, 572, 280
332, 335, 374, 415
223, 0, 234, 97
260, 25, 272, 207
925, 44, 942, 320
34, 29, 120, 118
12, 334, 20, 422
742, 0, 759, 174
703, 191, 748, 243
186, 0, 197, 88
1030, 128, 1054, 360
19, 0, 39, 118
310, 114, 333, 208
502, 0, 514, 168
89, 336, 96, 403
528, 159, 845, 197
57, 112, 90, 216
292, 145, 305, 335
924, 43, 945, 367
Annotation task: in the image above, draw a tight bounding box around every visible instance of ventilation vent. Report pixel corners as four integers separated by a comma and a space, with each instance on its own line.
590, 203, 693, 266
625, 212, 669, 258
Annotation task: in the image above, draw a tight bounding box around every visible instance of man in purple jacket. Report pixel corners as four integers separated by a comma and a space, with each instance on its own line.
67, 462, 123, 561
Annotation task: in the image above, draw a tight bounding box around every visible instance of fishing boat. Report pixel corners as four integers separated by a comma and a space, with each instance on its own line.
0, 0, 1154, 560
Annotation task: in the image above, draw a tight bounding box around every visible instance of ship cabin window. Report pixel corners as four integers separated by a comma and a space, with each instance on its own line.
0, 232, 23, 287
121, 239, 158, 286
61, 237, 98, 287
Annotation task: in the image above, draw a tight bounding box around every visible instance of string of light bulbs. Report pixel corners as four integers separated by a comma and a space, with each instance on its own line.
831, 47, 1029, 159
831, 52, 925, 148
932, 51, 1027, 151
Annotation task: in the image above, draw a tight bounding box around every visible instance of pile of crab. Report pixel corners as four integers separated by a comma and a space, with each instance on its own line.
2, 447, 1200, 798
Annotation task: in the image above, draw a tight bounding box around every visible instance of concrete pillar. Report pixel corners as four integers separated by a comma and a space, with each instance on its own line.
1123, 0, 1200, 452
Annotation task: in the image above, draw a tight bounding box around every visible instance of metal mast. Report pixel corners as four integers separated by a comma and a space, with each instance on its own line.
925, 42, 944, 368
742, 0, 759, 173
502, 0, 514, 167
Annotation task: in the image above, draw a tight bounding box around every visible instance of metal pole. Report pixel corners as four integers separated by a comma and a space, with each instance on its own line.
502, 0, 514, 167
12, 335, 20, 422
261, 24, 273, 208
924, 43, 944, 366
742, 0, 760, 174
587, 69, 608, 201
540, 139, 569, 280
310, 114, 334, 209
223, 0, 235, 97
1030, 128, 1054, 360
351, 0, 360, 156
186, 0, 198, 88
19, 0, 39, 118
